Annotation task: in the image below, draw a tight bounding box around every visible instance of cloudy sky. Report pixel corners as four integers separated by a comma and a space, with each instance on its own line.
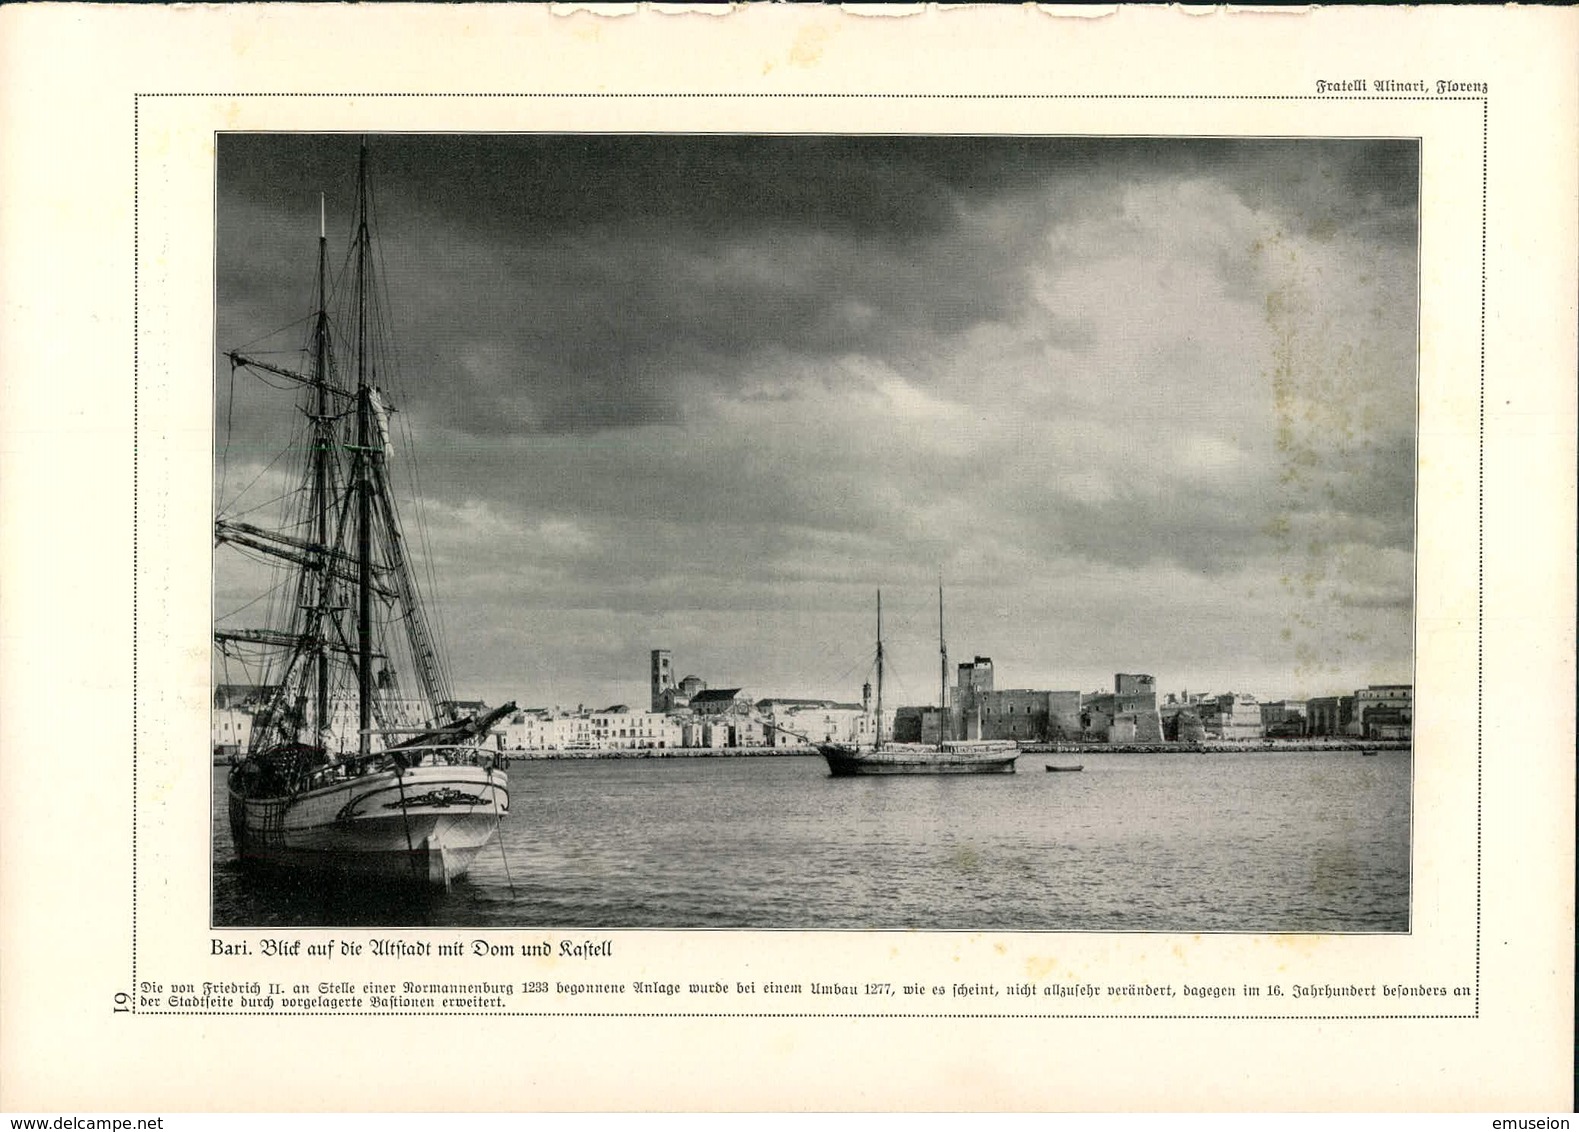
215, 134, 1417, 711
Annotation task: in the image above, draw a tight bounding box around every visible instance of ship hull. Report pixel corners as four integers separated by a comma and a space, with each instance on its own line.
818, 744, 1018, 776
228, 763, 508, 887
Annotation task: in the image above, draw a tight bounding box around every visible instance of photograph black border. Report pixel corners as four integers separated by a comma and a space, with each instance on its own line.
134, 91, 1484, 1019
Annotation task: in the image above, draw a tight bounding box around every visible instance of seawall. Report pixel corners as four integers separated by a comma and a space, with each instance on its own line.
505, 739, 1410, 761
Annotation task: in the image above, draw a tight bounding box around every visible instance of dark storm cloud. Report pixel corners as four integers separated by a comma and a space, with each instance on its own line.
223, 133, 1049, 238
219, 135, 1417, 438
222, 135, 1035, 434
395, 218, 1031, 435
1184, 138, 1419, 248
220, 134, 1417, 236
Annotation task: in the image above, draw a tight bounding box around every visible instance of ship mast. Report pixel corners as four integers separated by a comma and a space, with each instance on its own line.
938, 577, 949, 743
219, 141, 467, 762
874, 589, 884, 749
311, 193, 331, 750
355, 139, 374, 758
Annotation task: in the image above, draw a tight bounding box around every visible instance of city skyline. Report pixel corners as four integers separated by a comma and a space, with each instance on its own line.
215, 135, 1418, 711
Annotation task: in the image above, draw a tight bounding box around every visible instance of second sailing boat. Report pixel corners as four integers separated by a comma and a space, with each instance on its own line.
818, 588, 1019, 776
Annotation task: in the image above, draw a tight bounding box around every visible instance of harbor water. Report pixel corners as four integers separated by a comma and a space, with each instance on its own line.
212, 749, 1410, 932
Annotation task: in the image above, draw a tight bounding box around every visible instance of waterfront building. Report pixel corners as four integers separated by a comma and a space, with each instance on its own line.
952, 656, 1085, 742
501, 708, 554, 750
213, 681, 490, 754
1198, 692, 1264, 741
890, 706, 921, 743
212, 684, 275, 754
319, 690, 432, 752
584, 707, 679, 749
973, 689, 1083, 742
757, 697, 833, 716
957, 656, 995, 696
440, 698, 490, 720
214, 683, 275, 711
1306, 695, 1356, 737
590, 707, 632, 747
951, 656, 995, 737
663, 682, 702, 711
556, 714, 594, 750
892, 658, 1090, 744
537, 709, 570, 751
230, 688, 496, 753
1158, 692, 1197, 738
1162, 707, 1206, 743
758, 698, 873, 747
687, 687, 752, 716
729, 717, 768, 747
1080, 674, 1164, 743
1261, 699, 1309, 738
1354, 684, 1412, 740
211, 706, 254, 755
653, 713, 686, 749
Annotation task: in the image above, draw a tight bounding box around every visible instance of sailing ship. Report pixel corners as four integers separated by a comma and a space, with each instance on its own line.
817, 589, 1019, 776
216, 141, 513, 887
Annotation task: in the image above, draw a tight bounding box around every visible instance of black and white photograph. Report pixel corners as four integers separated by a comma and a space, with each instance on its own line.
213, 133, 1418, 932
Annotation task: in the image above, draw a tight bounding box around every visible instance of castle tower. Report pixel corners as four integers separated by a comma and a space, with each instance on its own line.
650, 649, 674, 713
953, 657, 994, 741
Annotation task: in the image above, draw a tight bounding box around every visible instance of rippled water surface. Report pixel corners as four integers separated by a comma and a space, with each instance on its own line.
213, 750, 1410, 931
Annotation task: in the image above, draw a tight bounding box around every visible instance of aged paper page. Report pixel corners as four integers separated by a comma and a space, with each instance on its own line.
1, 3, 1574, 1113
